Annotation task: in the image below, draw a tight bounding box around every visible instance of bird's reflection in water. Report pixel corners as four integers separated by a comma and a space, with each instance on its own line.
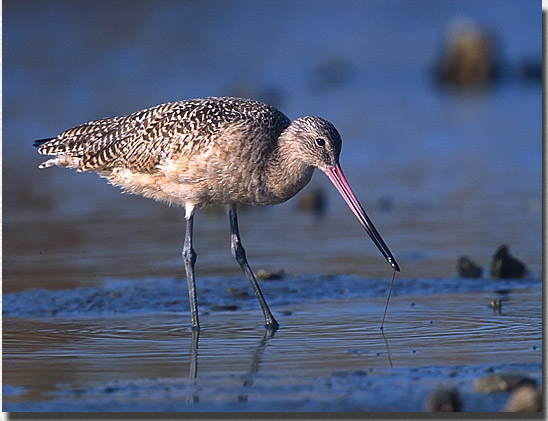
186, 329, 200, 403
186, 326, 277, 404
238, 328, 276, 402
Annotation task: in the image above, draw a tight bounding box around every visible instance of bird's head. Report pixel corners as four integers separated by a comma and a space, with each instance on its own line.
280, 115, 400, 272
284, 116, 342, 170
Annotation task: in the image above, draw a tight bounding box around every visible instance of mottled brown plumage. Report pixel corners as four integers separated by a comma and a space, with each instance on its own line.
35, 96, 398, 330
36, 97, 340, 207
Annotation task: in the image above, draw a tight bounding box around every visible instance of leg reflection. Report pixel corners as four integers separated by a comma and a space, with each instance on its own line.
187, 329, 200, 403
238, 328, 276, 402
185, 327, 276, 404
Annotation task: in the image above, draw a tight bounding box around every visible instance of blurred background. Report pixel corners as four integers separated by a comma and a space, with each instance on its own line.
3, 0, 542, 293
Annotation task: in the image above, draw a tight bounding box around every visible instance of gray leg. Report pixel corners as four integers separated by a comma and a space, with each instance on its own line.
183, 205, 199, 330
229, 205, 279, 330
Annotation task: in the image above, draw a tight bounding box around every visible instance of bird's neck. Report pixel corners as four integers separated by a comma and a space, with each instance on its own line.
265, 131, 314, 203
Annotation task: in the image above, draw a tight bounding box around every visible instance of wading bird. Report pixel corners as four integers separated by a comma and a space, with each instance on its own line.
35, 97, 399, 330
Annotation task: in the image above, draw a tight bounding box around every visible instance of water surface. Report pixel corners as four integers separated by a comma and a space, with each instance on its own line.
3, 276, 542, 411
2, 0, 542, 413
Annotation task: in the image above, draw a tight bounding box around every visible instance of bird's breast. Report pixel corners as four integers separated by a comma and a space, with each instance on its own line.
146, 136, 269, 206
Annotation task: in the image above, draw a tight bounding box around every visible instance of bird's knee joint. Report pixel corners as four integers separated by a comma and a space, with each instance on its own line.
231, 241, 246, 264
183, 246, 197, 265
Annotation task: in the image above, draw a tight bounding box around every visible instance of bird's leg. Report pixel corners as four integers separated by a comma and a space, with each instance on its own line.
228, 205, 279, 330
183, 205, 200, 331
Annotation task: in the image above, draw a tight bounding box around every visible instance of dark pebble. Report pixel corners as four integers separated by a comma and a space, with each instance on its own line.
310, 57, 355, 92
456, 256, 483, 278
210, 304, 239, 312
297, 188, 326, 215
255, 269, 285, 281
518, 58, 542, 84
424, 387, 461, 412
377, 196, 394, 212
489, 299, 502, 314
225, 287, 250, 299
490, 245, 528, 279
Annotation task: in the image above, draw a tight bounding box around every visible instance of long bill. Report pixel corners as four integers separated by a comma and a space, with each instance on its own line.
323, 163, 400, 272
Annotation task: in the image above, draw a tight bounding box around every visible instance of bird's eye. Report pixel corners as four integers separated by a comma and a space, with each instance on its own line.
315, 138, 326, 147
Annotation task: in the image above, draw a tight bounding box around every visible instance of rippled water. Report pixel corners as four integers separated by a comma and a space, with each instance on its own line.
3, 277, 542, 411
2, 0, 541, 413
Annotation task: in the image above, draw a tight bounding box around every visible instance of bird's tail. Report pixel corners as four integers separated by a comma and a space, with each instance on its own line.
33, 138, 55, 148
33, 137, 75, 169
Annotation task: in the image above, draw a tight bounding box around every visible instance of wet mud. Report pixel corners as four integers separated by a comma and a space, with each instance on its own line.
3, 276, 542, 412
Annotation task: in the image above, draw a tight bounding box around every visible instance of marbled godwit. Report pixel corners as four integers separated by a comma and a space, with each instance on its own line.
34, 96, 399, 330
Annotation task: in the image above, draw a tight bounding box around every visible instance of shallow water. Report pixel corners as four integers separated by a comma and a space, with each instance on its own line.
3, 1, 542, 293
2, 0, 542, 413
3, 276, 542, 411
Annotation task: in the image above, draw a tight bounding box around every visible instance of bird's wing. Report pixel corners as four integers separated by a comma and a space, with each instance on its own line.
35, 97, 290, 173
35, 102, 187, 172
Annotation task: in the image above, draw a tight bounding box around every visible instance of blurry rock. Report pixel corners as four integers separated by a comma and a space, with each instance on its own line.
474, 373, 536, 393
434, 19, 498, 89
490, 245, 528, 279
377, 195, 394, 212
456, 256, 483, 278
227, 84, 285, 110
424, 388, 461, 412
256, 269, 285, 281
297, 188, 326, 216
518, 58, 542, 84
310, 57, 354, 92
225, 287, 250, 299
503, 384, 542, 412
210, 304, 239, 312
